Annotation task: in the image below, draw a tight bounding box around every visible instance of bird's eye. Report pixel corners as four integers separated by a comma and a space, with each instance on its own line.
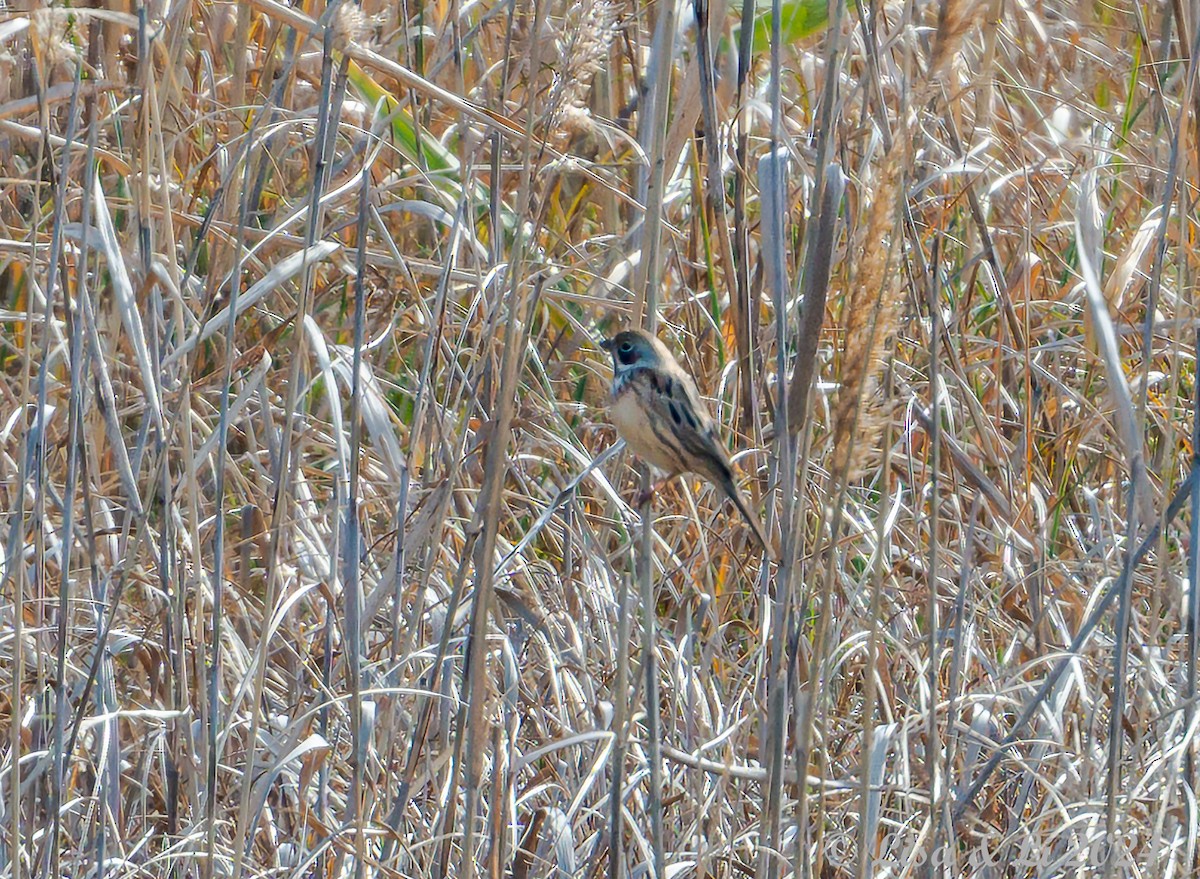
618, 341, 633, 354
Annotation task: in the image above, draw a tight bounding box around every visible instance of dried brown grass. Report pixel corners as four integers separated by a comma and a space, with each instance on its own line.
0, 1, 1197, 877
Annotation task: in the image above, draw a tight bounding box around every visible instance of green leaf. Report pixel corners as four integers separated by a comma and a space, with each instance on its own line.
341, 56, 522, 237
748, 0, 849, 54
343, 58, 458, 176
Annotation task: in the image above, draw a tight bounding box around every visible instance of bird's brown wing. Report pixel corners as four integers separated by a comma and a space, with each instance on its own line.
631, 364, 734, 483
627, 365, 771, 554
636, 366, 771, 553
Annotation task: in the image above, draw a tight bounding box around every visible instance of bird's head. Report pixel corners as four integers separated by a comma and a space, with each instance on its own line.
600, 329, 663, 373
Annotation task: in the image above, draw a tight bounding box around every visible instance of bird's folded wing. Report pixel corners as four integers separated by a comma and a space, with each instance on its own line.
634, 366, 733, 479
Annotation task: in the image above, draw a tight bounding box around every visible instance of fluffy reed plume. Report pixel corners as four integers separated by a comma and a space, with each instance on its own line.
556, 0, 618, 136
332, 2, 370, 53
2, 0, 1190, 874
28, 3, 84, 78
927, 0, 978, 88
830, 139, 905, 480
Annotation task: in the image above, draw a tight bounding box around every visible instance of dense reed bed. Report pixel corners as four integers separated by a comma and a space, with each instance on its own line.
1, 0, 1197, 876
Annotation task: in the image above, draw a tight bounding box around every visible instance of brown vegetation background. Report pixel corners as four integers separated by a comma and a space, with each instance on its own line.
1, 0, 1197, 876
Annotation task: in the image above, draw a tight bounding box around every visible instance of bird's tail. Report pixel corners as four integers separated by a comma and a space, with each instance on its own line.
721, 477, 773, 558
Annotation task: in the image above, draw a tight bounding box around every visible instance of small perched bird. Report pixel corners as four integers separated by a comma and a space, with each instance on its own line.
600, 328, 770, 553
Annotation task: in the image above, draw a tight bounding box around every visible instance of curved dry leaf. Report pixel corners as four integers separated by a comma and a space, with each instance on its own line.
1103, 206, 1162, 312
162, 240, 341, 368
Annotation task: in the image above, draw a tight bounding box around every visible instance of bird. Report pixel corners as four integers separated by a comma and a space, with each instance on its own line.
600, 328, 771, 553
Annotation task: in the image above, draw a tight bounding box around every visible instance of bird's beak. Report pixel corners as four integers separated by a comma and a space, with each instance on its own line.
599, 338, 614, 352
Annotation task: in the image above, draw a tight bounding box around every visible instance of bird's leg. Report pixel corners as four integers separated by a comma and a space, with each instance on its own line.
634, 474, 677, 507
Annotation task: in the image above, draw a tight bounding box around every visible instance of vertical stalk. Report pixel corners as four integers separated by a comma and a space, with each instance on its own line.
631, 0, 679, 875
1188, 328, 1200, 788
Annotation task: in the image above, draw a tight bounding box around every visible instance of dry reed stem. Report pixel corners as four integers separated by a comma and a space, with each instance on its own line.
832, 0, 981, 480
0, 0, 1194, 877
